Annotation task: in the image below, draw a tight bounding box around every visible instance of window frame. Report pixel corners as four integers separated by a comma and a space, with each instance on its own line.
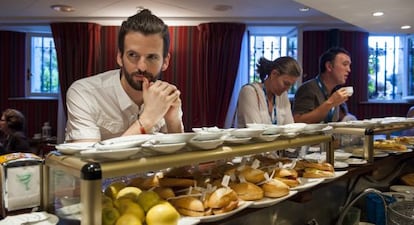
25, 32, 59, 98
247, 26, 299, 95
367, 34, 414, 103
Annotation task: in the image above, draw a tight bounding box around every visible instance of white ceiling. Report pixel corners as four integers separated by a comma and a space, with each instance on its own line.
0, 0, 412, 34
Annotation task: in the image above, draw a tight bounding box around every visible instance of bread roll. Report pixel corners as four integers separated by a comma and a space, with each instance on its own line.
272, 168, 300, 187
301, 161, 334, 172
229, 182, 264, 201
374, 140, 407, 151
239, 166, 266, 183
261, 179, 290, 198
159, 177, 196, 187
128, 176, 159, 189
401, 173, 414, 186
273, 168, 298, 178
302, 168, 334, 178
207, 187, 238, 208
153, 187, 175, 200
212, 199, 239, 215
170, 196, 210, 217
273, 177, 300, 188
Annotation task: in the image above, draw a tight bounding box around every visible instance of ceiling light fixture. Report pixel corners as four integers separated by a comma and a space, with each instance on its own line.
50, 4, 75, 12
401, 25, 411, 30
372, 11, 384, 17
299, 7, 310, 12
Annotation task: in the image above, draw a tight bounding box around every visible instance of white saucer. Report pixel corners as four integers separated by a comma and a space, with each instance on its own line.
255, 133, 281, 142
229, 128, 265, 138
246, 123, 284, 135
390, 185, 414, 194
192, 132, 225, 141
322, 171, 348, 183
150, 133, 197, 144
345, 158, 368, 165
189, 139, 224, 150
280, 132, 299, 138
222, 136, 252, 144
178, 217, 201, 225
291, 178, 324, 192
94, 134, 152, 150
55, 142, 95, 154
187, 201, 252, 222
142, 142, 186, 153
249, 190, 298, 208
334, 161, 349, 169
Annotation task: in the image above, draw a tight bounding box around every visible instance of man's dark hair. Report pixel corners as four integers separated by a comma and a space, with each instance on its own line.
118, 9, 170, 57
319, 47, 350, 74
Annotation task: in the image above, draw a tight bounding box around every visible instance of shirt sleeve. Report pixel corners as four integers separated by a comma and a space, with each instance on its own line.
65, 83, 101, 141
292, 82, 318, 115
237, 84, 264, 128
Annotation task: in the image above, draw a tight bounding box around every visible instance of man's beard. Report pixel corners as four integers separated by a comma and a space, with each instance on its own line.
123, 67, 160, 91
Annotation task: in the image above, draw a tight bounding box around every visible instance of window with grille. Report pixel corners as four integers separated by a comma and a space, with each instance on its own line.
26, 33, 59, 97
368, 35, 414, 101
248, 27, 298, 94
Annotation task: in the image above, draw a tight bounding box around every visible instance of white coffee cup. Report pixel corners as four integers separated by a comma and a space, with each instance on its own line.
343, 86, 354, 96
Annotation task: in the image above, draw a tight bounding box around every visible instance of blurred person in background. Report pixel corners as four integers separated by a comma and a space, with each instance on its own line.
293, 47, 352, 123
0, 108, 31, 154
236, 56, 302, 127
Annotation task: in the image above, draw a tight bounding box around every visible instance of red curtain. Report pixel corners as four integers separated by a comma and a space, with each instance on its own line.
51, 22, 102, 114
0, 31, 26, 104
196, 23, 246, 128
164, 26, 200, 131
100, 26, 120, 71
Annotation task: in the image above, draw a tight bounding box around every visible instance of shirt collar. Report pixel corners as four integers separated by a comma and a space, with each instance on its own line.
112, 70, 139, 112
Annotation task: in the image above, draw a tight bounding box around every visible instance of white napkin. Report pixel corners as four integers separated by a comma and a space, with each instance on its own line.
5, 165, 41, 211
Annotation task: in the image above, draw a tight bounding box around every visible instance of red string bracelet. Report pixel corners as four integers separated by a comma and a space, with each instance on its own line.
138, 119, 146, 134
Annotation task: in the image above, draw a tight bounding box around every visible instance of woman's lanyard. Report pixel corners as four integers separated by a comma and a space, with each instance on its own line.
316, 75, 334, 122
262, 86, 277, 124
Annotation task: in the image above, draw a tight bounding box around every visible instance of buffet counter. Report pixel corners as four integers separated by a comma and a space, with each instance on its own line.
43, 134, 333, 225
35, 118, 414, 225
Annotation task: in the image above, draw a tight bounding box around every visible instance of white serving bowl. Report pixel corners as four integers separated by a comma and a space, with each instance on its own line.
334, 151, 353, 161
192, 127, 224, 133
150, 132, 197, 144
189, 139, 224, 150
281, 123, 307, 133
192, 132, 225, 141
303, 123, 328, 131
255, 133, 281, 142
142, 142, 186, 153
247, 123, 284, 135
229, 128, 265, 138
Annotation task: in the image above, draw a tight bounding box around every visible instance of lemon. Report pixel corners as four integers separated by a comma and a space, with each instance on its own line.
136, 190, 161, 212
114, 198, 145, 222
146, 201, 180, 225
116, 186, 142, 202
115, 213, 142, 225
102, 206, 120, 225
102, 194, 114, 208
104, 182, 127, 200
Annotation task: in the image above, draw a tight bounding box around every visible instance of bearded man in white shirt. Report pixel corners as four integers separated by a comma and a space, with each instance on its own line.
65, 9, 183, 142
